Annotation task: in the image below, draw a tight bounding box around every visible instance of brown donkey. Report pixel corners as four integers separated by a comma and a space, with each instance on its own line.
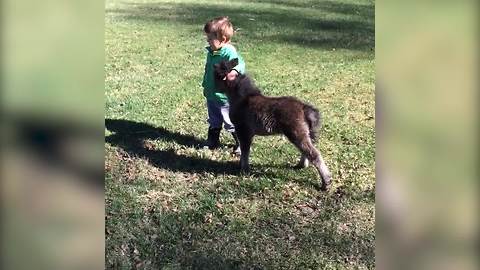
214, 58, 332, 190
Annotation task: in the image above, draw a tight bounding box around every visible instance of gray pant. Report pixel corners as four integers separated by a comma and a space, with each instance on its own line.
207, 100, 235, 132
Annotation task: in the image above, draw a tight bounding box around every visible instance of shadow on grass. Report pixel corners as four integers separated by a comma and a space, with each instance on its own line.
106, 118, 203, 148
242, 0, 374, 17
106, 0, 374, 51
105, 118, 243, 175
105, 118, 334, 189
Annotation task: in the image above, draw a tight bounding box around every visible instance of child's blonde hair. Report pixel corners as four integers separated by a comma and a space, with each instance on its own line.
203, 16, 234, 41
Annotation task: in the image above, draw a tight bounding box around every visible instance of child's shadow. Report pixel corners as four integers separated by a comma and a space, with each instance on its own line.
105, 118, 240, 175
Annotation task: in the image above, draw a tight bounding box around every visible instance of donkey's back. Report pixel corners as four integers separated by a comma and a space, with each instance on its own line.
241, 95, 320, 140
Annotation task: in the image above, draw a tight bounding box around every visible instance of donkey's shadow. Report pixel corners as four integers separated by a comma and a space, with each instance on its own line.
105, 119, 242, 175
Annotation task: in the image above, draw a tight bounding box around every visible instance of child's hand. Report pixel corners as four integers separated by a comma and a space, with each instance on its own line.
226, 69, 238, 81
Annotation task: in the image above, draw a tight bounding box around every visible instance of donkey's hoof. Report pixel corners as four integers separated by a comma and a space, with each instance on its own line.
320, 171, 332, 190
294, 163, 309, 170
231, 146, 241, 156
240, 167, 251, 175
320, 182, 331, 191
320, 177, 332, 191
294, 159, 309, 169
293, 164, 304, 170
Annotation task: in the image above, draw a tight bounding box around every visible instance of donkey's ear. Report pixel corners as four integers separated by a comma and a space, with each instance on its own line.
229, 58, 239, 68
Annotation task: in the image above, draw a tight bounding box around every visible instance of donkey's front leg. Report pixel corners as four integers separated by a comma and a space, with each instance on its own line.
238, 133, 253, 174
295, 154, 309, 169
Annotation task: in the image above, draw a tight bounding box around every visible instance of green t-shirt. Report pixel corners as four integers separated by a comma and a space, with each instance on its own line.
202, 44, 245, 103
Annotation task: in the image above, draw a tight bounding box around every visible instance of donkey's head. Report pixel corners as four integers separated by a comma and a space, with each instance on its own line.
213, 58, 239, 91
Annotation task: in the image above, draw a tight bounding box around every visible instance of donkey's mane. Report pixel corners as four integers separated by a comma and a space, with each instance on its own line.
236, 75, 262, 98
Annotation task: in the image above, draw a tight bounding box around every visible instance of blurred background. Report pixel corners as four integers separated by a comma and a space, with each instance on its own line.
0, 0, 477, 269
1, 0, 104, 269
376, 0, 478, 269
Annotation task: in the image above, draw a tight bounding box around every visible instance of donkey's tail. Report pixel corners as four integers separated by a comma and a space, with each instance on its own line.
304, 104, 321, 142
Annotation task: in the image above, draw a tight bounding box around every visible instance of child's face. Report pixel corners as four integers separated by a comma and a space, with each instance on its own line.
206, 33, 227, 51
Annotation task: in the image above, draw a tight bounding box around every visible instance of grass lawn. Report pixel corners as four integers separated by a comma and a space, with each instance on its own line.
105, 0, 375, 269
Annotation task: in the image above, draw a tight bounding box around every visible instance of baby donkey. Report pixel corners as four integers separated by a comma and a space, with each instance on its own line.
214, 58, 332, 190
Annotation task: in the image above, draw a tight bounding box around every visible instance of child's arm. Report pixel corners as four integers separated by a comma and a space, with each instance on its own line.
225, 47, 245, 74
225, 48, 245, 81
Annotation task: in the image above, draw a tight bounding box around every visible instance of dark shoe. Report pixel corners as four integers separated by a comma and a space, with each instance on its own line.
204, 127, 221, 150
231, 132, 241, 155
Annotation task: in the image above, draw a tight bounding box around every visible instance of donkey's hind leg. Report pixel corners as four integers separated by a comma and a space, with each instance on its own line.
287, 131, 332, 190
312, 150, 332, 190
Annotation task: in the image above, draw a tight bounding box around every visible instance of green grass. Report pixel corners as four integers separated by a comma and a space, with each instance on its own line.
105, 0, 375, 269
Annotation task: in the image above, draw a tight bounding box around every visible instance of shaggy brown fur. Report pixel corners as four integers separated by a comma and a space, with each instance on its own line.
214, 59, 332, 190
